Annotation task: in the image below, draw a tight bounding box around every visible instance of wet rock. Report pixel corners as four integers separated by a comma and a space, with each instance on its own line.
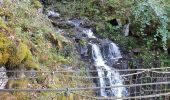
56, 29, 68, 36
75, 37, 81, 43
132, 48, 141, 55
52, 20, 75, 29
67, 19, 83, 27
79, 20, 96, 28
75, 28, 89, 39
101, 40, 122, 60
47, 10, 60, 18
68, 18, 95, 28
80, 45, 88, 57
88, 38, 101, 44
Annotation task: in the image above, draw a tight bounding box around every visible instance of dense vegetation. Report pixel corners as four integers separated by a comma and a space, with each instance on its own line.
45, 0, 170, 68
0, 0, 92, 99
0, 0, 170, 99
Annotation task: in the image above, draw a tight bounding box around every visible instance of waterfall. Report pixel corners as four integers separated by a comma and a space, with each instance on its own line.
69, 19, 127, 99
108, 43, 122, 59
91, 44, 126, 98
82, 29, 96, 38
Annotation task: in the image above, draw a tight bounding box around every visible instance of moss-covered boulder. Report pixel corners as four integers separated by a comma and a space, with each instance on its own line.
8, 42, 39, 70
0, 31, 12, 64
32, 0, 43, 9
0, 18, 38, 69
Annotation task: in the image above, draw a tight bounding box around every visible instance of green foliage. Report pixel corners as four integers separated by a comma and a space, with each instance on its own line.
1, 0, 70, 69
96, 22, 122, 39
131, 0, 170, 49
79, 39, 87, 46
32, 0, 43, 9
0, 0, 94, 99
159, 52, 170, 67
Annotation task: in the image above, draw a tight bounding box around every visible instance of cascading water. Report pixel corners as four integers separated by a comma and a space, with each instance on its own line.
69, 19, 127, 99
91, 44, 126, 98
108, 43, 122, 59
82, 29, 96, 38
85, 28, 127, 98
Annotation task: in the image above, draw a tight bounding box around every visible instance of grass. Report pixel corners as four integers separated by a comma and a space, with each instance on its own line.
0, 0, 94, 99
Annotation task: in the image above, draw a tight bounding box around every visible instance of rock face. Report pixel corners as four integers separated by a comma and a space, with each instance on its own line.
0, 67, 8, 89
47, 10, 60, 18
123, 23, 130, 36
68, 19, 127, 97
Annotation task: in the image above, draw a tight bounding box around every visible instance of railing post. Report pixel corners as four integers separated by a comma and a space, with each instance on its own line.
64, 88, 70, 100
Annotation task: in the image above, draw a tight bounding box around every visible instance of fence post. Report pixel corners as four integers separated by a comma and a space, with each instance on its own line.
64, 88, 70, 100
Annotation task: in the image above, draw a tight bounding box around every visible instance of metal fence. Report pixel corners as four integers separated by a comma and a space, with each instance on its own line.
1, 67, 170, 100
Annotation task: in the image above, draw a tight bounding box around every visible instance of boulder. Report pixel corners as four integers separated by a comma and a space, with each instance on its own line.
47, 10, 60, 18
0, 67, 8, 89
123, 23, 130, 36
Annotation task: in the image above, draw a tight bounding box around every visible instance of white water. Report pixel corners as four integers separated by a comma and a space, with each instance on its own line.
108, 43, 122, 59
85, 28, 126, 98
91, 44, 125, 99
83, 29, 96, 38
69, 19, 127, 98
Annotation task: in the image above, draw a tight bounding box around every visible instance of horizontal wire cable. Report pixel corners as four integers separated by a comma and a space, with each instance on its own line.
0, 70, 169, 80
1, 67, 170, 99
53, 71, 146, 79
0, 67, 170, 73
72, 91, 170, 100
0, 77, 38, 79
0, 88, 66, 92
1, 81, 170, 92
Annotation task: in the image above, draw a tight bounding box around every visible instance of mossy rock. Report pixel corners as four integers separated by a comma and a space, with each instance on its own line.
0, 32, 12, 65
0, 32, 11, 48
32, 0, 43, 9
6, 79, 29, 89
0, 8, 13, 18
0, 20, 38, 69
0, 51, 10, 65
46, 33, 64, 50
0, 18, 9, 30
9, 42, 39, 70
0, 18, 13, 35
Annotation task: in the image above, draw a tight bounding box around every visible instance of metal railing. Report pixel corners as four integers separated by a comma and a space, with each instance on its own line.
1, 67, 170, 99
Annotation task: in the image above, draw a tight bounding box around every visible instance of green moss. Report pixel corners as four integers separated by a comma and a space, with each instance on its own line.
0, 19, 38, 69
79, 39, 87, 46
7, 79, 28, 89
9, 43, 28, 65
0, 18, 8, 30
0, 32, 12, 65
32, 0, 43, 9
8, 42, 39, 70
0, 18, 13, 34
0, 51, 10, 65
0, 32, 12, 48
0, 8, 13, 18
